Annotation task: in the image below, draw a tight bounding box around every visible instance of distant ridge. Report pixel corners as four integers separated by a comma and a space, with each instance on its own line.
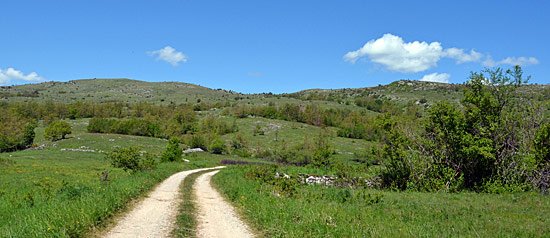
1, 78, 548, 105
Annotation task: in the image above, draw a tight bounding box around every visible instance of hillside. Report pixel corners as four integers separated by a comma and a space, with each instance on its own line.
0, 78, 240, 104
1, 78, 549, 109
285, 80, 550, 105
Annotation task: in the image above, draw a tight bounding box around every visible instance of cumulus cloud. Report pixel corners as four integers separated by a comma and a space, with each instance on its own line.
419, 72, 450, 83
0, 68, 46, 85
343, 34, 444, 73
443, 48, 483, 64
147, 46, 188, 66
344, 34, 504, 73
483, 56, 539, 67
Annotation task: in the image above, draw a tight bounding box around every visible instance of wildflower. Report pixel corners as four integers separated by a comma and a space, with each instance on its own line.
48, 227, 50, 231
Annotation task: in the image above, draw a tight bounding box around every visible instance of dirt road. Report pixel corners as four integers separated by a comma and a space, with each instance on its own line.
195, 170, 255, 238
104, 166, 225, 238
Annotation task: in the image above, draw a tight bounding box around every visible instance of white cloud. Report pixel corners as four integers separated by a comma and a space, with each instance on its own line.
443, 48, 483, 64
483, 56, 538, 67
482, 56, 497, 67
248, 72, 262, 77
147, 46, 188, 66
419, 72, 450, 83
499, 56, 539, 66
0, 68, 46, 85
343, 34, 444, 73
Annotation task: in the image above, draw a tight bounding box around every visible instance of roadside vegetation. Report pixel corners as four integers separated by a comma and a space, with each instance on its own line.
0, 120, 220, 237
213, 165, 549, 237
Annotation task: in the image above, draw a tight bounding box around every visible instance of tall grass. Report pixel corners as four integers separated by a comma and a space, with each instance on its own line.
212, 165, 550, 237
0, 148, 219, 237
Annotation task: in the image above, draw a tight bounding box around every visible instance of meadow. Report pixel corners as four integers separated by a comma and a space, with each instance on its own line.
0, 119, 221, 237
213, 165, 550, 237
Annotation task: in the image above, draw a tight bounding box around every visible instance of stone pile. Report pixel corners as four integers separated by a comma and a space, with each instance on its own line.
60, 146, 104, 153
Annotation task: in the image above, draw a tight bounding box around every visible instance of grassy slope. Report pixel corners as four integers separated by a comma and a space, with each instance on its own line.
213, 166, 550, 238
0, 78, 235, 104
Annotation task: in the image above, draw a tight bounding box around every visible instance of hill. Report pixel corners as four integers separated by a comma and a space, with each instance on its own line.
0, 78, 240, 104
1, 78, 549, 108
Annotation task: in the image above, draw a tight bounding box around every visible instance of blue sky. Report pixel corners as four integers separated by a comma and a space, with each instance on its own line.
1, 0, 548, 93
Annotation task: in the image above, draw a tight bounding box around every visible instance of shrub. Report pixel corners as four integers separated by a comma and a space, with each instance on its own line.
23, 124, 35, 147
534, 121, 550, 168
273, 177, 299, 197
231, 132, 247, 150
162, 138, 182, 162
231, 148, 251, 157
45, 120, 72, 141
253, 124, 264, 136
189, 134, 207, 150
87, 118, 116, 133
311, 129, 333, 168
107, 146, 157, 172
208, 138, 227, 154
199, 114, 234, 135
246, 164, 278, 183
415, 165, 464, 192
377, 115, 414, 190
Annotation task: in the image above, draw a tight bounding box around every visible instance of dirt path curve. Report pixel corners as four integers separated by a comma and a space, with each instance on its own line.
195, 170, 255, 238
104, 166, 225, 238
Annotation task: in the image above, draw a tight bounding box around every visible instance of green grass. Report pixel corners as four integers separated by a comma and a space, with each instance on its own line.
212, 165, 550, 238
0, 119, 224, 237
222, 117, 373, 162
172, 169, 215, 238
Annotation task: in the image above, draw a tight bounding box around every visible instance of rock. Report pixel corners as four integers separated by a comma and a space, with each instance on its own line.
183, 148, 204, 153
60, 148, 96, 152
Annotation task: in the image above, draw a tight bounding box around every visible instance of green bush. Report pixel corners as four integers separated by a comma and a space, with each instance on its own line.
377, 115, 414, 190
253, 124, 264, 136
534, 121, 550, 168
231, 148, 251, 157
162, 138, 182, 162
45, 120, 72, 141
246, 164, 278, 183
415, 165, 464, 192
23, 124, 35, 147
208, 138, 227, 154
189, 134, 207, 150
231, 132, 247, 150
107, 146, 157, 172
273, 177, 299, 197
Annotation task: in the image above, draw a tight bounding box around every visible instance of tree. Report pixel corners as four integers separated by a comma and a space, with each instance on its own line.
23, 124, 35, 147
162, 138, 182, 162
423, 66, 533, 189
45, 120, 72, 141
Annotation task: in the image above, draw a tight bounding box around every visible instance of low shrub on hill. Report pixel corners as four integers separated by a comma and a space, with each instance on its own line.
45, 120, 72, 141
108, 146, 157, 172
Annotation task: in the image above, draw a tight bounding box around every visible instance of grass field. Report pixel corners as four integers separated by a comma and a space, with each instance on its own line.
212, 165, 550, 238
0, 119, 223, 237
